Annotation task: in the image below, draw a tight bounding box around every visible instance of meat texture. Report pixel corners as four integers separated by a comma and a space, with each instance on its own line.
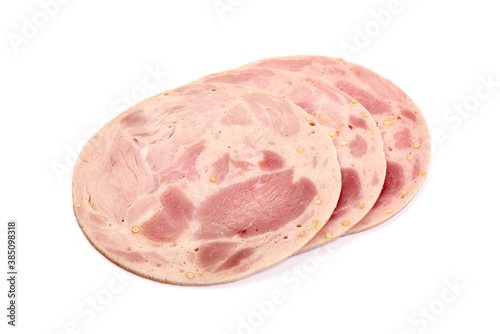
196, 67, 386, 251
243, 56, 431, 234
72, 83, 341, 285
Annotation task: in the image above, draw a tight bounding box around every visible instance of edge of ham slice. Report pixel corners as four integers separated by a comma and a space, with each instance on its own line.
242, 55, 431, 234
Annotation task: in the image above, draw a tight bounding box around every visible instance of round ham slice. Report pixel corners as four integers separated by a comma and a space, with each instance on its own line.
243, 56, 431, 234
195, 67, 386, 251
72, 82, 341, 285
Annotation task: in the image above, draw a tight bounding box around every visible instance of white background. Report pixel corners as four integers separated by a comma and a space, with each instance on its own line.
1, 1, 499, 333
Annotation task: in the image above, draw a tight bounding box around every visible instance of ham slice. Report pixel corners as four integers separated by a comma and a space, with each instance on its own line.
243, 56, 431, 234
195, 67, 386, 251
72, 82, 341, 285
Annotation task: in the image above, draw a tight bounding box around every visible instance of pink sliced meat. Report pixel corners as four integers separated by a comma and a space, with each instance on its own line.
243, 56, 431, 234
195, 67, 386, 251
72, 83, 341, 285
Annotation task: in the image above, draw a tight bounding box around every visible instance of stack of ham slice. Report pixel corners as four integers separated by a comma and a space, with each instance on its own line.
72, 56, 431, 286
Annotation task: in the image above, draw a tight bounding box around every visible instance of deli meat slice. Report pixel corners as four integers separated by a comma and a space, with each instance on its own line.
196, 67, 386, 251
243, 56, 431, 234
72, 83, 341, 285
